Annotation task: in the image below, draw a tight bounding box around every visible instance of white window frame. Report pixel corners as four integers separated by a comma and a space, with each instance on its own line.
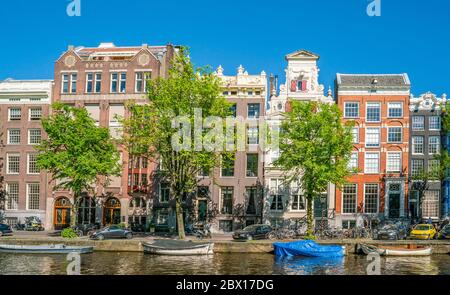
363, 183, 379, 214
412, 136, 424, 155
8, 107, 21, 121
428, 136, 440, 155
26, 183, 40, 211
70, 73, 77, 93
351, 127, 359, 144
220, 186, 234, 214
269, 179, 284, 212
387, 126, 402, 143
342, 183, 357, 214
411, 159, 424, 177
7, 153, 20, 175
158, 182, 170, 203
5, 182, 19, 211
62, 74, 70, 94
386, 152, 402, 173
366, 102, 381, 122
348, 152, 358, 171
387, 102, 403, 118
344, 102, 359, 118
365, 127, 380, 148
412, 116, 425, 131
28, 129, 42, 145
95, 73, 102, 93
7, 129, 21, 145
364, 152, 380, 174
85, 73, 94, 93
28, 107, 42, 121
429, 116, 441, 131
27, 153, 40, 175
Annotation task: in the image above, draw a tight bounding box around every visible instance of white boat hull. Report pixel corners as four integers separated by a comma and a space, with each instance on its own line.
0, 244, 94, 254
384, 247, 432, 256
143, 242, 214, 256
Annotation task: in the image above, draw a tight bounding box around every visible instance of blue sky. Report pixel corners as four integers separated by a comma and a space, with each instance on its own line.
0, 0, 448, 96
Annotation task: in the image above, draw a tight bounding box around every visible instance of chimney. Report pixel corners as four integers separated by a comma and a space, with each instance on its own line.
269, 74, 275, 96
68, 45, 74, 51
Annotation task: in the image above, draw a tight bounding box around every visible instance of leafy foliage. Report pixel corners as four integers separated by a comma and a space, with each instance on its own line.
120, 48, 232, 239
36, 103, 121, 224
274, 101, 354, 237
61, 227, 79, 239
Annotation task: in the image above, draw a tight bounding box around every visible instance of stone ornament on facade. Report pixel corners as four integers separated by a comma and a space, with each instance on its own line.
138, 54, 150, 66
64, 55, 76, 68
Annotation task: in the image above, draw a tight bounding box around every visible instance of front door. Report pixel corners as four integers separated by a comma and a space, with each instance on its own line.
197, 200, 207, 222
55, 208, 71, 230
389, 193, 401, 219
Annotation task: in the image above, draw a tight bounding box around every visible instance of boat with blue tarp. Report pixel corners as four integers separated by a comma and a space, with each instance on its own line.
273, 240, 345, 258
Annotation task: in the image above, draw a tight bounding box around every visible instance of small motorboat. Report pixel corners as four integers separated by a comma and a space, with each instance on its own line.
357, 243, 432, 256
273, 240, 345, 258
142, 239, 214, 256
0, 244, 94, 254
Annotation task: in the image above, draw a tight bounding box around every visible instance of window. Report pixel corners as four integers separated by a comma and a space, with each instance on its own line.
388, 127, 402, 143
221, 187, 233, 214
364, 184, 379, 213
27, 154, 40, 174
159, 183, 170, 203
135, 72, 150, 93
230, 104, 237, 117
219, 220, 233, 232
270, 179, 284, 211
364, 153, 379, 174
366, 102, 381, 122
412, 136, 424, 154
388, 102, 403, 118
95, 73, 102, 93
411, 159, 424, 177
29, 108, 42, 121
428, 136, 440, 154
157, 210, 169, 226
86, 73, 94, 93
386, 152, 401, 173
62, 74, 69, 93
120, 73, 127, 93
85, 104, 100, 125
27, 183, 40, 210
429, 116, 441, 130
246, 187, 257, 214
422, 190, 439, 218
141, 174, 148, 186
365, 128, 380, 147
247, 103, 260, 119
412, 116, 425, 131
344, 102, 359, 118
6, 183, 19, 210
8, 107, 21, 120
109, 104, 125, 139
351, 128, 359, 143
111, 73, 118, 93
221, 156, 234, 177
342, 184, 357, 214
246, 154, 258, 177
348, 152, 358, 171
247, 126, 259, 145
7, 129, 20, 144
28, 129, 42, 145
70, 74, 77, 93
428, 159, 440, 178
291, 182, 305, 211
7, 154, 20, 174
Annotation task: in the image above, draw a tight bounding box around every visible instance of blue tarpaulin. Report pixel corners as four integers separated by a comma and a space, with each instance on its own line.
273, 240, 345, 258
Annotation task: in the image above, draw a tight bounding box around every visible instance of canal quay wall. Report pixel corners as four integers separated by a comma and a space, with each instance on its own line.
1, 237, 450, 254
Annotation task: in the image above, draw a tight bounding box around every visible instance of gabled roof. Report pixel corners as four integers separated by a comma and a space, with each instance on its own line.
285, 49, 320, 61
336, 73, 410, 87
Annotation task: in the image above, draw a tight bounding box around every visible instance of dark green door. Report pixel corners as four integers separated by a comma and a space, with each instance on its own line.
389, 194, 400, 218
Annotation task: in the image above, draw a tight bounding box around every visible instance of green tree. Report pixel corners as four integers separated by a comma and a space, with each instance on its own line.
274, 101, 354, 238
36, 103, 121, 225
120, 48, 232, 239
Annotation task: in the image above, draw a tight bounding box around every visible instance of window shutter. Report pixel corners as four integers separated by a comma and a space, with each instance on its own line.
302, 80, 308, 91
290, 80, 297, 92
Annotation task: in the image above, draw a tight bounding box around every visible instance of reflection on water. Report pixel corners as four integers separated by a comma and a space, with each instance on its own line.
0, 252, 449, 275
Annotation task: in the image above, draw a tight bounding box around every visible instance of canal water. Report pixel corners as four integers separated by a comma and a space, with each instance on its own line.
0, 252, 449, 275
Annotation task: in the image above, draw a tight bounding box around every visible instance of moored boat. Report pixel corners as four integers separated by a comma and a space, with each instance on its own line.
0, 244, 94, 254
142, 239, 214, 256
273, 240, 346, 258
357, 243, 432, 256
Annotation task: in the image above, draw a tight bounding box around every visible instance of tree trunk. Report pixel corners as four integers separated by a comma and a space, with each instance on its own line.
71, 192, 79, 227
176, 197, 185, 239
306, 194, 314, 237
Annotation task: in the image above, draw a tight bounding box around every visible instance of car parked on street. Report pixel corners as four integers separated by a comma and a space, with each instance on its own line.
438, 224, 450, 239
372, 221, 407, 240
89, 225, 133, 240
409, 224, 437, 240
232, 224, 272, 241
0, 224, 13, 237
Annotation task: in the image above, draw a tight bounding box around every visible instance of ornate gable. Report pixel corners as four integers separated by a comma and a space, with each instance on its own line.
285, 50, 320, 61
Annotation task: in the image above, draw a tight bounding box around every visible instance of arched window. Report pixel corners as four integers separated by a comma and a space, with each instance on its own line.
77, 196, 96, 225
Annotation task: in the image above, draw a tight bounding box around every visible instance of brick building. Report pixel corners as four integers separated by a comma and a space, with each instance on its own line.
0, 80, 53, 227
48, 42, 177, 230
335, 74, 411, 228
